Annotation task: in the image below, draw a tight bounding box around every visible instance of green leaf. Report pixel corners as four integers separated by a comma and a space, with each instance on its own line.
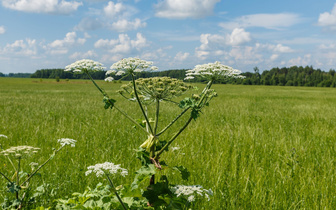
103, 97, 116, 109
142, 175, 171, 206
131, 164, 156, 190
173, 166, 190, 181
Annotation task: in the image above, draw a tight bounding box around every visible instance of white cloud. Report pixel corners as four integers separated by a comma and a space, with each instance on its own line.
2, 0, 82, 14
0, 26, 5, 34
0, 39, 37, 56
270, 54, 279, 61
219, 13, 302, 30
174, 52, 189, 62
45, 32, 86, 54
104, 1, 124, 18
94, 33, 148, 54
288, 54, 312, 66
228, 28, 251, 46
273, 44, 294, 53
70, 50, 98, 59
110, 18, 146, 32
155, 0, 220, 19
74, 18, 104, 31
318, 3, 336, 29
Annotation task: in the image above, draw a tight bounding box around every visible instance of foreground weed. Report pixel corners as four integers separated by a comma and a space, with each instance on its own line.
63, 58, 244, 209
0, 135, 76, 209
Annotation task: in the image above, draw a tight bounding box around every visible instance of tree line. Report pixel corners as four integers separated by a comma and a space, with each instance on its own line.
2, 65, 336, 88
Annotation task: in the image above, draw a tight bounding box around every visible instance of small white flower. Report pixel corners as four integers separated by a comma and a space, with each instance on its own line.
57, 138, 76, 147
65, 59, 105, 73
1, 146, 40, 159
0, 134, 8, 138
104, 77, 114, 82
171, 146, 180, 151
105, 70, 116, 76
110, 57, 156, 74
85, 162, 128, 177
116, 70, 126, 76
170, 185, 212, 202
185, 61, 244, 81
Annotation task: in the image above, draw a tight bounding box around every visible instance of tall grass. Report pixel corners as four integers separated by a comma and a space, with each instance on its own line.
1, 77, 336, 209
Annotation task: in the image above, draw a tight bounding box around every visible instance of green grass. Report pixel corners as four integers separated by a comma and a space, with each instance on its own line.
1, 77, 336, 209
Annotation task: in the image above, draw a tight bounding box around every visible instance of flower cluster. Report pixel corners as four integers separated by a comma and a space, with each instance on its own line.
170, 185, 213, 202
0, 134, 7, 138
104, 77, 114, 82
65, 59, 105, 73
0, 146, 40, 159
185, 61, 244, 81
58, 138, 77, 147
85, 162, 128, 177
110, 57, 158, 76
118, 77, 192, 104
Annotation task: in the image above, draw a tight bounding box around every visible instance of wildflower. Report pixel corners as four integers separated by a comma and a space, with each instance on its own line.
85, 162, 128, 177
170, 185, 213, 202
185, 61, 244, 81
171, 146, 180, 151
118, 77, 192, 104
0, 134, 7, 138
65, 59, 105, 73
104, 77, 114, 82
105, 70, 116, 76
110, 57, 158, 75
0, 146, 40, 159
57, 138, 76, 147
29, 162, 39, 170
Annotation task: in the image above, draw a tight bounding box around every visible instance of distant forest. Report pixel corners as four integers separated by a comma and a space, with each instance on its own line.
1, 65, 336, 87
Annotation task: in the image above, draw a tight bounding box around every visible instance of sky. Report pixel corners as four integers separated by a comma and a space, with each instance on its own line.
0, 0, 336, 74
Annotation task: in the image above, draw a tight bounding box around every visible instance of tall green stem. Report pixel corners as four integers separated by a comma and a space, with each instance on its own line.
131, 74, 154, 135
105, 174, 127, 210
153, 100, 160, 135
156, 107, 190, 136
16, 158, 20, 199
155, 115, 193, 159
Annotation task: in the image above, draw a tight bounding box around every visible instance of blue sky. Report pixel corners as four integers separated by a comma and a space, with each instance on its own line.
0, 0, 336, 74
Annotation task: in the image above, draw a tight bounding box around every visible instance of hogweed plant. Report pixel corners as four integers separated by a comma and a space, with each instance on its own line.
0, 135, 76, 209
64, 58, 244, 209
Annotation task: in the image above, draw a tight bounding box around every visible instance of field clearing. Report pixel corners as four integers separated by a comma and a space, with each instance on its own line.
1, 77, 336, 209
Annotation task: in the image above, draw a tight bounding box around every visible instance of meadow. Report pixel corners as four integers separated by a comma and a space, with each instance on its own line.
1, 77, 336, 209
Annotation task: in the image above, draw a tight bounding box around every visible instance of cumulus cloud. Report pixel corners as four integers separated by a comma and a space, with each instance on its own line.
110, 18, 146, 32
94, 33, 148, 54
45, 32, 86, 54
155, 0, 220, 19
0, 26, 5, 34
228, 28, 251, 46
219, 13, 302, 30
2, 0, 82, 14
174, 52, 189, 62
318, 3, 336, 30
0, 39, 37, 56
70, 50, 98, 60
104, 1, 124, 18
74, 18, 104, 31
288, 54, 312, 66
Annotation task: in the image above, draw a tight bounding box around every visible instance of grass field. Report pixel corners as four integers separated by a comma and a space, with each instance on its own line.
1, 77, 336, 209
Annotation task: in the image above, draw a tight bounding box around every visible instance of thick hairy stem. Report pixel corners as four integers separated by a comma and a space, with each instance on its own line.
156, 107, 190, 136
155, 116, 193, 159
154, 100, 160, 135
131, 74, 154, 135
105, 174, 127, 210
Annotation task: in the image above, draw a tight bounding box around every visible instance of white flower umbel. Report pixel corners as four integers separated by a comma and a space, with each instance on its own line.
0, 146, 40, 159
85, 162, 128, 178
110, 57, 158, 75
65, 59, 105, 73
105, 70, 116, 76
170, 185, 213, 202
57, 138, 76, 147
185, 61, 244, 81
0, 134, 8, 138
104, 77, 114, 82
